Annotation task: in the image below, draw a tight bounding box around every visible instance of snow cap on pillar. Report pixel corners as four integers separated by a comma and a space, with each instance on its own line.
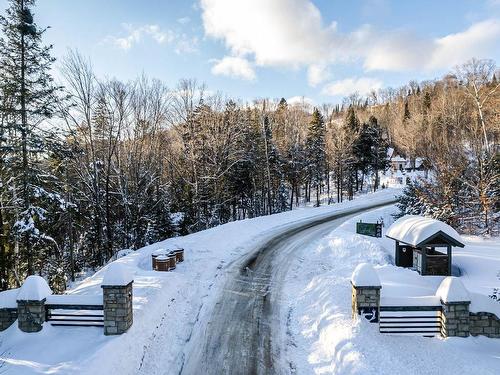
351, 263, 381, 287
102, 262, 134, 287
436, 276, 470, 303
16, 275, 52, 301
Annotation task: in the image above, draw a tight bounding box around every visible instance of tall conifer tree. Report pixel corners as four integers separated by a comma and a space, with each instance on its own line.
0, 0, 61, 276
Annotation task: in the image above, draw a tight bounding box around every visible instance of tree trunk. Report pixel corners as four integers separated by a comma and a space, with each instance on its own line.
20, 3, 33, 275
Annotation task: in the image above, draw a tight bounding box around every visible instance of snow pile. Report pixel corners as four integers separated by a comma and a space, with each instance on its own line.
382, 295, 441, 306
351, 263, 381, 287
436, 277, 470, 303
46, 294, 102, 306
0, 288, 20, 308
0, 188, 399, 374
283, 206, 500, 375
386, 214, 463, 246
102, 262, 134, 286
16, 276, 52, 301
151, 248, 172, 256
116, 249, 134, 259
469, 292, 500, 316
452, 236, 500, 317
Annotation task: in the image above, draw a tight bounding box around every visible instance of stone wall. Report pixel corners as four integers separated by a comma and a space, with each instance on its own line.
102, 282, 133, 335
470, 312, 500, 338
17, 300, 46, 333
440, 301, 470, 338
0, 308, 17, 331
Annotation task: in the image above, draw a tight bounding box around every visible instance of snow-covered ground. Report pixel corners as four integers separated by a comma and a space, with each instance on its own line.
283, 205, 500, 374
0, 189, 398, 374
1, 189, 498, 375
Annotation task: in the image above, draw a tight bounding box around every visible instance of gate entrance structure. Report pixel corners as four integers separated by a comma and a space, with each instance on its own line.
379, 296, 442, 337
386, 215, 464, 276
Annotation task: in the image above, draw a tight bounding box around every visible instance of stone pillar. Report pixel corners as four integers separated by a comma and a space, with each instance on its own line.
436, 276, 471, 338
17, 299, 46, 333
16, 275, 52, 333
101, 263, 134, 335
351, 263, 381, 323
441, 301, 470, 337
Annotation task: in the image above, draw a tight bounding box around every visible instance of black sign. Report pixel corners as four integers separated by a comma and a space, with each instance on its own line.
358, 307, 379, 323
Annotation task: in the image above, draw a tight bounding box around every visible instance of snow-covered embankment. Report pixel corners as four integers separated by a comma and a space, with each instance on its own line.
0, 189, 398, 374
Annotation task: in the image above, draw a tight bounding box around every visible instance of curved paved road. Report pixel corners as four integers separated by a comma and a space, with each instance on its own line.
181, 202, 393, 375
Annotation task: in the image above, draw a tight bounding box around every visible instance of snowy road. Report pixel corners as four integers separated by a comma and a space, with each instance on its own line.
180, 202, 393, 375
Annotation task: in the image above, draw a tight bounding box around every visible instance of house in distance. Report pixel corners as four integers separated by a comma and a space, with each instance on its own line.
386, 215, 465, 276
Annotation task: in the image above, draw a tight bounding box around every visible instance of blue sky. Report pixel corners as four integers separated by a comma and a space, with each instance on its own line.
1, 0, 499, 104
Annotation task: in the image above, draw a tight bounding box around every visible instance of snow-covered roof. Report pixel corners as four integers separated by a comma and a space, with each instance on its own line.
351, 263, 381, 287
391, 156, 407, 162
102, 262, 134, 286
386, 215, 464, 248
436, 277, 470, 303
16, 276, 52, 301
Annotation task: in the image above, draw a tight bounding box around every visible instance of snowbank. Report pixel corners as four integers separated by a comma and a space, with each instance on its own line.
386, 215, 463, 247
0, 288, 19, 308
102, 262, 134, 286
436, 277, 470, 303
282, 205, 500, 375
16, 276, 52, 301
0, 188, 399, 374
351, 263, 381, 287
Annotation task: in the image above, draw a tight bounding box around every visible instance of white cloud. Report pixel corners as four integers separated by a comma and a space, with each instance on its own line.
430, 19, 500, 69
177, 17, 191, 25
105, 24, 175, 50
211, 56, 256, 80
322, 77, 383, 96
287, 96, 315, 106
105, 24, 198, 54
201, 0, 333, 67
307, 64, 331, 87
200, 0, 500, 82
175, 34, 199, 54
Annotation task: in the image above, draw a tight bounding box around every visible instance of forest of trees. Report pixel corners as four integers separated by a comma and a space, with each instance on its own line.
0, 0, 498, 292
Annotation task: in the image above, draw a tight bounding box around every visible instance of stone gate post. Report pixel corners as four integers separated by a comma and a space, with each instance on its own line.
16, 276, 52, 333
351, 263, 382, 323
436, 277, 471, 337
101, 263, 134, 335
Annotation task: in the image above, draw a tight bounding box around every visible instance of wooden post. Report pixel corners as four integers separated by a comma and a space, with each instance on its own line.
447, 245, 452, 276
395, 240, 400, 266
421, 247, 427, 276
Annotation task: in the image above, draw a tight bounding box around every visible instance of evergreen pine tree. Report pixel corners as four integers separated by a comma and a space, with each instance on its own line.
403, 100, 411, 122
306, 108, 326, 207
367, 116, 389, 191
0, 0, 62, 277
344, 106, 360, 199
